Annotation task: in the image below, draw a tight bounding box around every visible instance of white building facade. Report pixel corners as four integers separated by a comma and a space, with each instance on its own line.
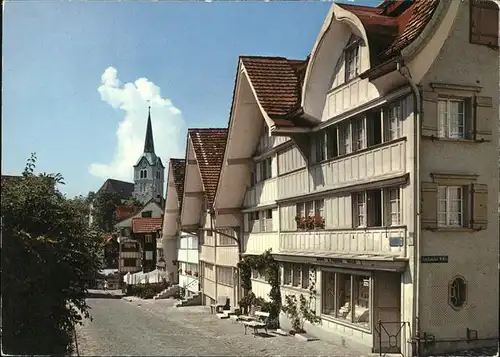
214, 1, 499, 356
177, 232, 200, 295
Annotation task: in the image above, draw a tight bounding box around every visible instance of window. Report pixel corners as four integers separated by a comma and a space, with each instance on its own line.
354, 192, 366, 227
139, 169, 148, 179
123, 258, 136, 267
258, 158, 272, 181
326, 127, 338, 159
157, 248, 164, 259
449, 276, 467, 309
141, 211, 152, 218
345, 43, 360, 82
354, 188, 400, 228
283, 263, 292, 285
282, 263, 309, 289
438, 186, 464, 227
386, 188, 401, 226
301, 264, 310, 289
352, 118, 366, 151
339, 123, 351, 155
217, 266, 233, 286
385, 102, 403, 141
321, 271, 370, 329
470, 0, 499, 47
252, 268, 268, 282
438, 99, 466, 139
296, 199, 325, 230
314, 132, 326, 162
145, 234, 153, 244
145, 251, 153, 261
367, 111, 382, 146
248, 211, 259, 233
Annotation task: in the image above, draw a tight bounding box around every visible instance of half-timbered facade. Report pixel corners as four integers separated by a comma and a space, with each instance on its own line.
179, 129, 232, 306
215, 0, 499, 356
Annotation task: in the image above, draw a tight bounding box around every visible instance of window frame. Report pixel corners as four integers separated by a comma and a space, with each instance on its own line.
448, 275, 467, 310
438, 186, 464, 228
345, 43, 360, 82
438, 98, 467, 139
385, 101, 403, 141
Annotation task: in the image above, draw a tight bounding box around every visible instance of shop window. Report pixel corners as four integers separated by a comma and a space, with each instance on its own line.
449, 276, 467, 309
321, 271, 371, 329
145, 234, 153, 243
145, 251, 153, 261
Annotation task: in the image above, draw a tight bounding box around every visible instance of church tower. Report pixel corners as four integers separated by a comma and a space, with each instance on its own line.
133, 107, 165, 205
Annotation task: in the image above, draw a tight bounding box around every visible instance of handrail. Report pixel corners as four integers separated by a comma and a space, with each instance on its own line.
183, 276, 199, 291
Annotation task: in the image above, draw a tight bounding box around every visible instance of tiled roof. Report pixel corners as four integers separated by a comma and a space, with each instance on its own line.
97, 179, 134, 199
131, 217, 163, 234
240, 56, 308, 122
170, 158, 186, 209
338, 0, 440, 65
382, 0, 440, 59
115, 205, 141, 222
188, 128, 228, 207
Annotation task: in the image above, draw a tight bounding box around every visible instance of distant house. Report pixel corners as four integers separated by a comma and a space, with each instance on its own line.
131, 217, 163, 273
89, 178, 135, 227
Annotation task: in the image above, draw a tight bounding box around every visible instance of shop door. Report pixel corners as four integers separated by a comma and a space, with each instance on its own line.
373, 271, 403, 354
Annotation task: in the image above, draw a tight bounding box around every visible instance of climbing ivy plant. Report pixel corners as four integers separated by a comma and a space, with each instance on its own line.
237, 249, 281, 325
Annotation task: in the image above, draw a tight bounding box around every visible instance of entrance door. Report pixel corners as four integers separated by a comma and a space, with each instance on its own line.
373, 271, 403, 354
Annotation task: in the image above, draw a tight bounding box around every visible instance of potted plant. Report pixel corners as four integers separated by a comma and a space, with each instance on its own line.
193, 272, 199, 277
313, 215, 325, 229
305, 216, 315, 230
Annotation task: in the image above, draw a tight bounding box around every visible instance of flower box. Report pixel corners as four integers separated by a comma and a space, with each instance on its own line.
295, 215, 325, 231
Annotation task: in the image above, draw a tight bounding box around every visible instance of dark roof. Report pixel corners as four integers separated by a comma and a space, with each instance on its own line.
132, 217, 163, 233
188, 128, 228, 208
170, 159, 186, 210
240, 56, 308, 122
115, 205, 142, 221
337, 0, 440, 65
144, 107, 155, 154
97, 179, 134, 199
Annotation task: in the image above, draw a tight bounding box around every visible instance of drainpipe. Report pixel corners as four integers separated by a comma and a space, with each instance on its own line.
397, 58, 421, 356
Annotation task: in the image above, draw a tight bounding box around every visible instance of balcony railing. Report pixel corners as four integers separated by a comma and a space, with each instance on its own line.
243, 178, 278, 207
279, 226, 406, 257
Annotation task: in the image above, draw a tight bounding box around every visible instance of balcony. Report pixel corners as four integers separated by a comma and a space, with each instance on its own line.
216, 246, 239, 267
243, 232, 280, 255
278, 140, 406, 200
243, 178, 278, 207
326, 78, 377, 119
279, 227, 406, 257
200, 245, 215, 263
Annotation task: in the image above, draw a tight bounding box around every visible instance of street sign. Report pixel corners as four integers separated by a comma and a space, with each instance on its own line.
421, 255, 448, 263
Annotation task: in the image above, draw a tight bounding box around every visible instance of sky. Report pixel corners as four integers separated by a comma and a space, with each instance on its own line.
2, 0, 380, 198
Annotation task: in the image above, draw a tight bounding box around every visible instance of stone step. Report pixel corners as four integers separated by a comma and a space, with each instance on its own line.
215, 312, 230, 319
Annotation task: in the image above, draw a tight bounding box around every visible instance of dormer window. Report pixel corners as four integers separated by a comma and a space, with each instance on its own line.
345, 38, 361, 82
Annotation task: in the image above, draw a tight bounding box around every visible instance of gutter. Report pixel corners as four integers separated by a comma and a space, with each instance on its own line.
270, 126, 312, 136
397, 58, 421, 355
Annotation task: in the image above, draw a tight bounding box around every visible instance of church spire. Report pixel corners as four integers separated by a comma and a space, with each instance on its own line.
143, 105, 155, 154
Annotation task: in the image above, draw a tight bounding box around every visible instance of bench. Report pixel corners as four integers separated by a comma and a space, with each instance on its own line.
210, 296, 229, 314
242, 311, 270, 337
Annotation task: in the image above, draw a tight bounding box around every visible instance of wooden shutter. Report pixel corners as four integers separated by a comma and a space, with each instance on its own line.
470, 0, 499, 47
471, 183, 488, 230
421, 182, 438, 230
474, 95, 493, 142
421, 91, 439, 138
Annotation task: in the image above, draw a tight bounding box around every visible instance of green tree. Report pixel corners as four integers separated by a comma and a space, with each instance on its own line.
91, 190, 122, 232
1, 153, 103, 355
122, 196, 143, 207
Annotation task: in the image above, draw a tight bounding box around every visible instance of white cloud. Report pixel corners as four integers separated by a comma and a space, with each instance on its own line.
89, 66, 187, 182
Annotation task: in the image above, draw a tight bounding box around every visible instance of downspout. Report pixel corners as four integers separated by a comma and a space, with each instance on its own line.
397, 58, 421, 356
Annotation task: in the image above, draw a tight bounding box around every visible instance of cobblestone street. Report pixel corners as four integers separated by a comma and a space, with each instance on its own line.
75, 296, 498, 357
75, 297, 367, 356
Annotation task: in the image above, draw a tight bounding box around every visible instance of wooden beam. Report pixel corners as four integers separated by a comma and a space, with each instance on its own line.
184, 191, 204, 198
217, 207, 242, 215
187, 159, 197, 165
226, 158, 255, 172
181, 224, 199, 232
165, 208, 179, 214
